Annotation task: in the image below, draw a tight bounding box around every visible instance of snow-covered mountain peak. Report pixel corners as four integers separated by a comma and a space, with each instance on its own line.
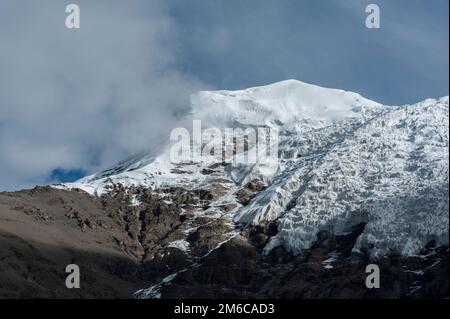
191, 79, 381, 128
56, 81, 449, 259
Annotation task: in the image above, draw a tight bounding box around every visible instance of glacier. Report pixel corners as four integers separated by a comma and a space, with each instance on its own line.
57, 80, 449, 259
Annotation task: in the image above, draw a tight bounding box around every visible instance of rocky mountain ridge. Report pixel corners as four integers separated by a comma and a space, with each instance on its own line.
1, 80, 448, 298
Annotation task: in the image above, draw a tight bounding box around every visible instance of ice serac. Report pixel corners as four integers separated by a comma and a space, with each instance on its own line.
259, 96, 449, 258
58, 80, 449, 259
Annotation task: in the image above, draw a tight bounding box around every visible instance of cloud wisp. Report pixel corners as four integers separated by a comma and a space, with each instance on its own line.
0, 0, 207, 190
0, 0, 448, 191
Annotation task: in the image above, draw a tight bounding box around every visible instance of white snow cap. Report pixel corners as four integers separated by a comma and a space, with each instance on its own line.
56, 80, 449, 259
191, 79, 381, 127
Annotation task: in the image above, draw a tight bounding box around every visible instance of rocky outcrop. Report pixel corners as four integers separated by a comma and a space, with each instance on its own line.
1, 186, 448, 299
160, 224, 449, 299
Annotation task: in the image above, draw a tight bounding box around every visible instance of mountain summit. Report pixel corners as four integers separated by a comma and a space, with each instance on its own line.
1, 80, 447, 298
58, 80, 449, 261
191, 79, 381, 127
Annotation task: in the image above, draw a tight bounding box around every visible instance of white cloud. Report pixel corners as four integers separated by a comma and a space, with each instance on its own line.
0, 0, 207, 190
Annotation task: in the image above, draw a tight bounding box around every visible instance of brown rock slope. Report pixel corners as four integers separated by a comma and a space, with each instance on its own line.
0, 186, 448, 299
0, 186, 145, 298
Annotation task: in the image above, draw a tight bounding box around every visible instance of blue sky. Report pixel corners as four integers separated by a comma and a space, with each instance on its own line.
0, 0, 448, 190
167, 0, 448, 105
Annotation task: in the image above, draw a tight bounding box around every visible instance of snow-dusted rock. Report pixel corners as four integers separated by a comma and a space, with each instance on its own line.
56, 80, 449, 258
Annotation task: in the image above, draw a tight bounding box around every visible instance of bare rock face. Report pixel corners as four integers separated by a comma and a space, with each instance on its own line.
235, 179, 266, 206
187, 219, 231, 256
0, 187, 146, 298
0, 185, 448, 299
160, 224, 449, 299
